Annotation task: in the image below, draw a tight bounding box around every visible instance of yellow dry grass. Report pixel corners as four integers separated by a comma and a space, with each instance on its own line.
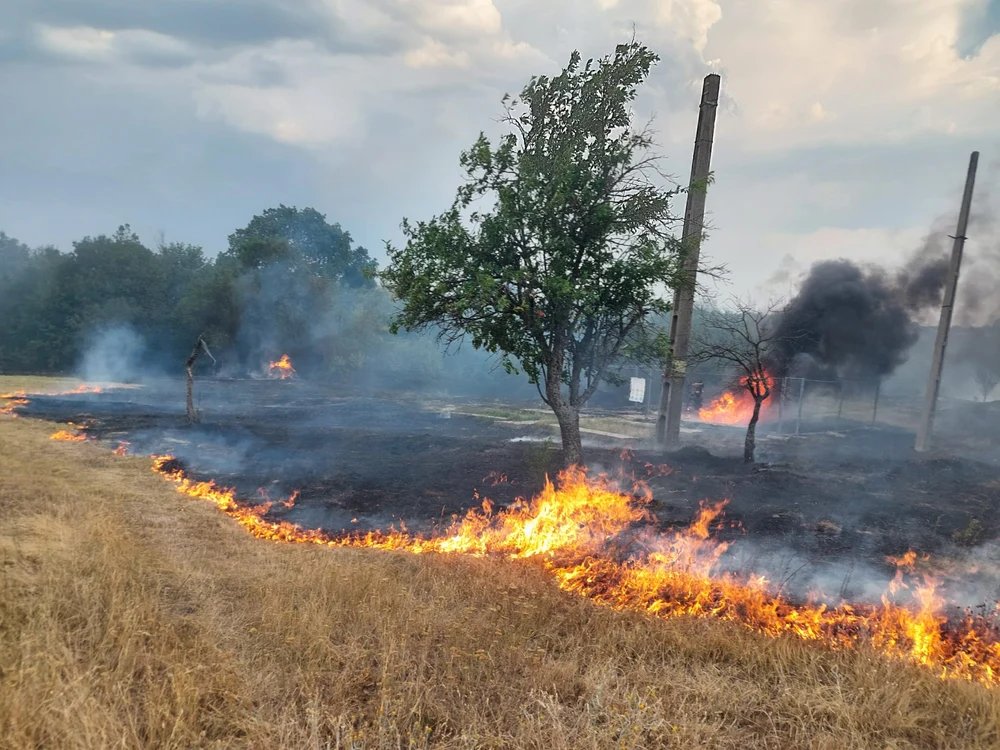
0, 407, 998, 748
0, 374, 88, 394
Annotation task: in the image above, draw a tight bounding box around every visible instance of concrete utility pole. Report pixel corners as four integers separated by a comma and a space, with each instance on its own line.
656, 73, 721, 445
914, 151, 979, 453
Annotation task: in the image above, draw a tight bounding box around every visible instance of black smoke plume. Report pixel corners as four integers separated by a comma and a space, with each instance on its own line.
768, 172, 1000, 381
769, 257, 948, 380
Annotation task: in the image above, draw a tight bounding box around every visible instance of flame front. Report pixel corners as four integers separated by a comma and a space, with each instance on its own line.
268, 354, 296, 379
149, 456, 1000, 686
3, 385, 102, 418
1, 392, 30, 417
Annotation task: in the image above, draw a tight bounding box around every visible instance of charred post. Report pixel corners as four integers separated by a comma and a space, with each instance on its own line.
185, 334, 215, 424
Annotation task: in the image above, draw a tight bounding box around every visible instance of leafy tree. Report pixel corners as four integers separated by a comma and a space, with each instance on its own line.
0, 239, 71, 372
383, 42, 683, 464
0, 232, 31, 284
227, 205, 377, 286
64, 225, 163, 327
174, 259, 242, 359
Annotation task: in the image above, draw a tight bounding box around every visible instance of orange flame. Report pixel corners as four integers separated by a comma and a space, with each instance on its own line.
1, 392, 30, 417
50, 422, 89, 442
149, 456, 1000, 686
698, 373, 775, 426
50, 428, 87, 442
65, 385, 104, 395
268, 354, 296, 380
3, 385, 103, 418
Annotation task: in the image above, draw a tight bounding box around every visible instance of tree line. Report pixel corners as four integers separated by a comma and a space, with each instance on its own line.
0, 206, 496, 390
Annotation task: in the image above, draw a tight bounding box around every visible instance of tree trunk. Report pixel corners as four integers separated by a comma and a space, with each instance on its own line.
186, 364, 198, 423
554, 405, 583, 466
744, 399, 762, 463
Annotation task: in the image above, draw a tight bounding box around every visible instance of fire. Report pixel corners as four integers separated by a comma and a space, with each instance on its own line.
50, 428, 87, 442
3, 384, 103, 418
1, 392, 30, 417
65, 384, 104, 394
149, 456, 1000, 686
268, 354, 296, 380
698, 372, 775, 426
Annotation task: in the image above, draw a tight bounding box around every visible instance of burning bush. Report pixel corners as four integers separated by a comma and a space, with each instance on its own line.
268, 354, 296, 380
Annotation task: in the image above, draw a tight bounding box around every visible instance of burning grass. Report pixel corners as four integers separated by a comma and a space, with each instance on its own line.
1, 380, 108, 418
1, 385, 999, 747
148, 456, 1000, 687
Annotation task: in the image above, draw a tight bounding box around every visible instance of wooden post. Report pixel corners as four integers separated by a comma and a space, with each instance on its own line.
657, 73, 721, 445
872, 381, 881, 425
915, 152, 979, 452
185, 334, 215, 424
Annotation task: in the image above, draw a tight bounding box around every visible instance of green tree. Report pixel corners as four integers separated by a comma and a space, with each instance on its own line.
61, 225, 163, 331
383, 42, 683, 465
0, 232, 31, 284
0, 236, 70, 372
226, 205, 377, 286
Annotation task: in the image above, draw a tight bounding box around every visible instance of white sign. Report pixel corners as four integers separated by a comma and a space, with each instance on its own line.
628, 377, 646, 403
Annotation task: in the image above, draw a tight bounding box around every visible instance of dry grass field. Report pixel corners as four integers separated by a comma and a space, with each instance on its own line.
1, 385, 999, 748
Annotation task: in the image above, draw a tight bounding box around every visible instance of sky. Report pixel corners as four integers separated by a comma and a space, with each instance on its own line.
1, 0, 998, 300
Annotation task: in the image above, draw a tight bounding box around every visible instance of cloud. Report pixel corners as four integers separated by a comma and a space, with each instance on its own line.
180, 1, 549, 148
652, 0, 723, 53
35, 24, 196, 67
29, 0, 333, 49
408, 0, 503, 36
404, 37, 471, 68
704, 0, 1000, 149
0, 0, 997, 312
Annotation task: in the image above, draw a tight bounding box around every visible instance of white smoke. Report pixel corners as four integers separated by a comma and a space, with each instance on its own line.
77, 324, 149, 383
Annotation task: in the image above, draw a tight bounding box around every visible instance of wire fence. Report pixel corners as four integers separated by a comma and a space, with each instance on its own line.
770, 377, 879, 434
606, 371, 924, 435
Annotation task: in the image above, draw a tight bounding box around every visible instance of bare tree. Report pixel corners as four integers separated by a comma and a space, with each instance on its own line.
691, 302, 785, 463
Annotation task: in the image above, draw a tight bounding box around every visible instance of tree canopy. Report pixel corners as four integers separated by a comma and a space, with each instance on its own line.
383, 42, 684, 464
0, 212, 535, 399
226, 205, 377, 286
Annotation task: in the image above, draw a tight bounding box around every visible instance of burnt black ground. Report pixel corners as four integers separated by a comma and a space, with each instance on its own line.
20, 377, 1000, 609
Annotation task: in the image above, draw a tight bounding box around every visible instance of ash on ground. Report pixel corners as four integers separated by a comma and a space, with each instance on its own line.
24, 378, 1000, 612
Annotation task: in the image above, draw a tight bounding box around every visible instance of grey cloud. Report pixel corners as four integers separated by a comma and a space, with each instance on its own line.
1, 0, 392, 71
957, 0, 1000, 57
26, 0, 328, 48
